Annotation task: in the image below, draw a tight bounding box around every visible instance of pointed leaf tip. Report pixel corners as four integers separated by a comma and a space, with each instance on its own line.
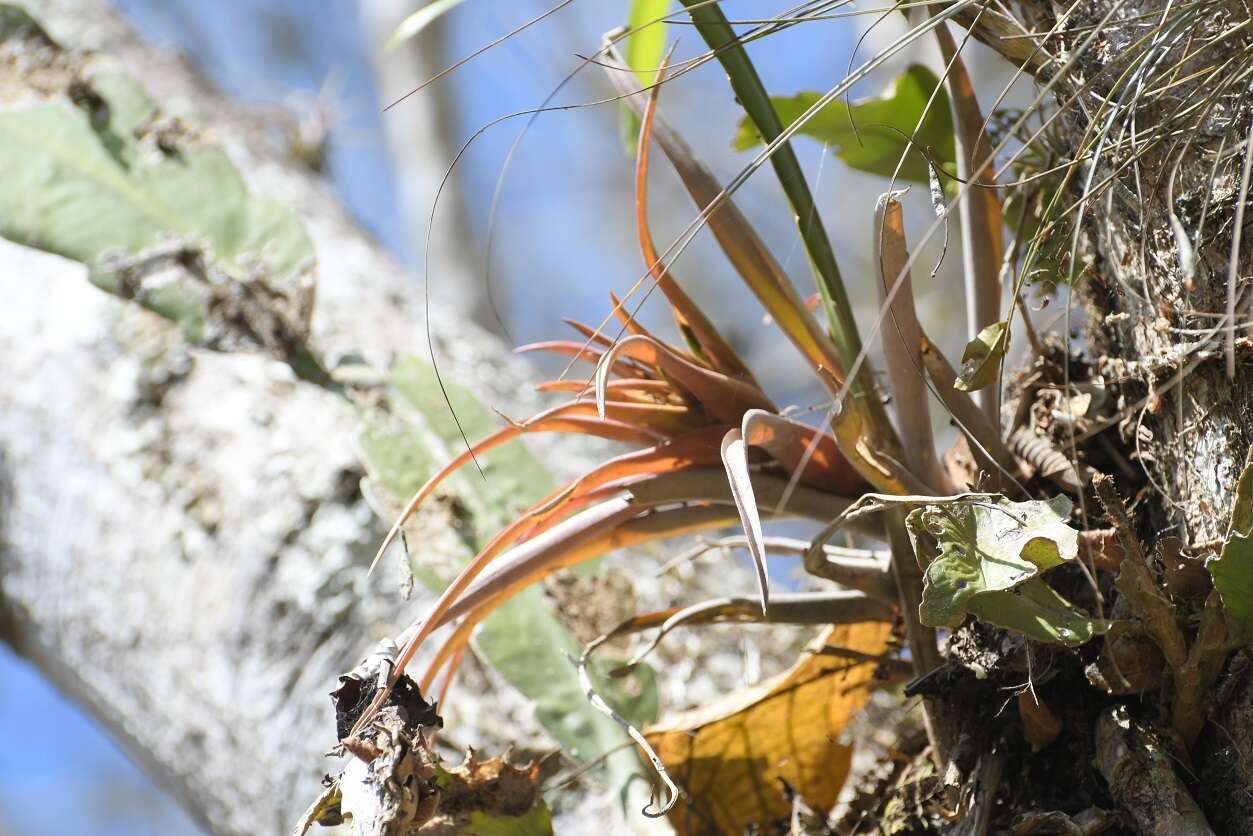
721, 427, 768, 614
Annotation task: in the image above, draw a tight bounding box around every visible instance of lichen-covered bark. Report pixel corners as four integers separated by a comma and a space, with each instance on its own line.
0, 2, 554, 834
1043, 0, 1253, 829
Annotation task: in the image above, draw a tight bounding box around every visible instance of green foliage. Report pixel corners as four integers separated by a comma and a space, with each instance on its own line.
954, 320, 1009, 392
909, 496, 1106, 646
356, 356, 659, 797
619, 0, 670, 152
733, 65, 955, 184
678, 0, 862, 379
0, 70, 314, 305
464, 803, 553, 836
1208, 456, 1253, 641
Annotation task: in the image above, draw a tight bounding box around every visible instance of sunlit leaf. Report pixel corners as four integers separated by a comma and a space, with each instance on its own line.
966, 579, 1108, 646
429, 753, 552, 836
645, 622, 891, 834
908, 495, 1105, 646
386, 0, 470, 51
733, 65, 955, 183
1208, 456, 1253, 641
954, 320, 1009, 392
720, 428, 768, 613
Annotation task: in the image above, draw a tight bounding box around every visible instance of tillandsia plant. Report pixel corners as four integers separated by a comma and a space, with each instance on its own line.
320, 1, 1253, 833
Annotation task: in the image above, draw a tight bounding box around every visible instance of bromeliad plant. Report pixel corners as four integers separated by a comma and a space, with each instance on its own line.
350, 0, 1139, 818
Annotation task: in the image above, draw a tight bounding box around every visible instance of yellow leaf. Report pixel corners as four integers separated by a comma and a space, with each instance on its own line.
645, 621, 891, 834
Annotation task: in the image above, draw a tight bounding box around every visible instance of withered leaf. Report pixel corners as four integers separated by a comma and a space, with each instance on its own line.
645, 621, 891, 834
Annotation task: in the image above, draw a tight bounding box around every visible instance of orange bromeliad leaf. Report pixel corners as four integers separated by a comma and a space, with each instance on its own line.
645, 621, 892, 835
740, 409, 867, 497
635, 76, 758, 383
595, 334, 775, 425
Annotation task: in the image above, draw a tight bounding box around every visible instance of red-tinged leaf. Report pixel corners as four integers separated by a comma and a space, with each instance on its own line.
605, 59, 847, 389
604, 43, 915, 497
607, 291, 684, 351
509, 398, 697, 434
597, 334, 774, 425
535, 378, 675, 399
721, 428, 769, 614
368, 401, 673, 574
527, 427, 729, 520
636, 72, 758, 383
621, 467, 870, 534
739, 409, 866, 496
394, 500, 743, 699
562, 317, 615, 348
441, 502, 739, 630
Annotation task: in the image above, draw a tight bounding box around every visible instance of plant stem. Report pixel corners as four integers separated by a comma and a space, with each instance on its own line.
675, 0, 860, 379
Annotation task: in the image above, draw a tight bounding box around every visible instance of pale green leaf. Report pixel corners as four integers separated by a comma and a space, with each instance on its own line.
967, 580, 1107, 646
619, 0, 671, 154
385, 0, 469, 51
732, 64, 955, 183
954, 321, 1009, 392
0, 43, 316, 365
909, 495, 1104, 645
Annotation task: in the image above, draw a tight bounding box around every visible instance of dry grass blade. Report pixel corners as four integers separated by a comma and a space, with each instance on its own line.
873, 193, 951, 493
605, 591, 895, 675
932, 14, 1006, 420
574, 654, 681, 817
585, 590, 895, 662
720, 428, 769, 614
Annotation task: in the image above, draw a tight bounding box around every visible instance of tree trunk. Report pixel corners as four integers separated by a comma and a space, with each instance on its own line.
0, 2, 550, 834
1061, 1, 1253, 829
945, 1, 1253, 831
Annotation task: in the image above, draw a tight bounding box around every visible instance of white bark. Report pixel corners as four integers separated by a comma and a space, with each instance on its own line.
0, 2, 547, 833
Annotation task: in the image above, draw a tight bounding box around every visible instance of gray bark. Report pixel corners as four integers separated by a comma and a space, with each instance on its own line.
1044, 0, 1253, 830
0, 2, 549, 834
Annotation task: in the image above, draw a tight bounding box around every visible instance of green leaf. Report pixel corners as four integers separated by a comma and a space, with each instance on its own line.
909, 495, 1104, 645
1208, 456, 1253, 641
732, 65, 955, 184
385, 0, 470, 51
619, 0, 670, 154
954, 321, 1009, 392
355, 356, 659, 801
0, 41, 317, 367
465, 802, 553, 836
966, 580, 1108, 646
